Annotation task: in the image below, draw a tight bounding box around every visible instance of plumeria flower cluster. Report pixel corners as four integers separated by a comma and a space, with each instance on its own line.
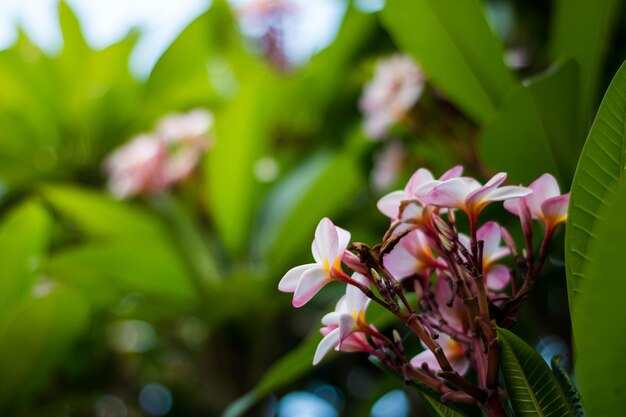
104, 109, 214, 199
359, 54, 425, 140
279, 166, 569, 415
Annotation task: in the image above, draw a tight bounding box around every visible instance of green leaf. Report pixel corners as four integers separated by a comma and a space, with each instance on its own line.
380, 0, 514, 124
549, 0, 622, 138
526, 59, 580, 181
565, 60, 626, 314
479, 85, 562, 184
573, 185, 626, 417
0, 200, 52, 317
48, 240, 198, 305
0, 287, 90, 411
253, 150, 362, 271
205, 68, 279, 255
497, 328, 575, 417
550, 356, 586, 417
421, 393, 469, 417
41, 184, 165, 240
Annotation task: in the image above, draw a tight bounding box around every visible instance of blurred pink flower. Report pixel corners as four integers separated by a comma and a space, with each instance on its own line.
504, 173, 569, 232
371, 140, 405, 192
104, 135, 168, 199
314, 273, 371, 364
410, 333, 469, 375
360, 54, 425, 140
279, 217, 351, 308
104, 109, 213, 198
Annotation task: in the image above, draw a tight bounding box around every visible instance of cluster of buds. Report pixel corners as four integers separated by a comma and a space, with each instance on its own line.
104, 109, 214, 199
359, 54, 425, 140
279, 166, 569, 414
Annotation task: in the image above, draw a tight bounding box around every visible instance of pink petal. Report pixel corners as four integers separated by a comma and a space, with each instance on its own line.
440, 165, 464, 181
527, 174, 561, 216
345, 274, 370, 313
383, 242, 419, 280
278, 263, 316, 292
503, 197, 521, 216
541, 194, 570, 226
452, 356, 471, 376
486, 264, 510, 291
482, 185, 532, 202
340, 332, 371, 353
313, 327, 341, 365
336, 226, 351, 255
422, 178, 479, 209
293, 266, 331, 308
477, 221, 502, 260
377, 190, 405, 219
338, 313, 356, 343
410, 349, 441, 371
405, 168, 435, 196
314, 218, 339, 263
465, 173, 507, 207
434, 278, 466, 332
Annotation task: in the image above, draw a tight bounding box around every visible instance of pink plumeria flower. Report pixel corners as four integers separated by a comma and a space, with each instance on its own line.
104, 135, 168, 198
459, 222, 511, 291
371, 140, 405, 192
279, 218, 350, 308
410, 333, 469, 376
503, 173, 570, 232
383, 229, 446, 280
417, 172, 532, 221
377, 166, 464, 220
433, 275, 467, 334
360, 54, 425, 140
313, 273, 371, 365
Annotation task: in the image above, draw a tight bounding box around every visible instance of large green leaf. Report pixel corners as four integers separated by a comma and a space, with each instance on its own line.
0, 288, 90, 411
0, 201, 52, 318
479, 84, 562, 184
48, 240, 197, 305
498, 328, 574, 417
41, 185, 164, 240
380, 0, 513, 125
253, 150, 362, 271
573, 185, 626, 417
549, 0, 622, 138
205, 67, 279, 255
421, 393, 469, 417
565, 60, 626, 314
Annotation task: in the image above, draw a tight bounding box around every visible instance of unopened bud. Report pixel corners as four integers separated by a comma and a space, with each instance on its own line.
370, 268, 382, 281
433, 214, 455, 241
393, 329, 402, 345
440, 234, 454, 251
500, 226, 519, 256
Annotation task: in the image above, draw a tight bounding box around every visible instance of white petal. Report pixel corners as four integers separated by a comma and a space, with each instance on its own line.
336, 226, 351, 254
313, 327, 341, 365
377, 190, 405, 219
278, 263, 316, 292
477, 222, 501, 260
314, 218, 339, 263
293, 266, 330, 308
422, 178, 478, 209
338, 313, 356, 343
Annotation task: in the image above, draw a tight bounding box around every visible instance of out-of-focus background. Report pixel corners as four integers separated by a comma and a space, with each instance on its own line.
0, 0, 623, 416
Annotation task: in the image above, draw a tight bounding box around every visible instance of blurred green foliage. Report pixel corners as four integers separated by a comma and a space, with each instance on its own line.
0, 0, 624, 416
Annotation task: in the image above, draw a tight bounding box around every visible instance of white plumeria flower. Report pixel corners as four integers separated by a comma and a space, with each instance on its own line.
313, 273, 371, 365
416, 172, 532, 220
459, 221, 511, 291
377, 165, 464, 220
278, 218, 350, 308
360, 54, 425, 140
504, 173, 570, 231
